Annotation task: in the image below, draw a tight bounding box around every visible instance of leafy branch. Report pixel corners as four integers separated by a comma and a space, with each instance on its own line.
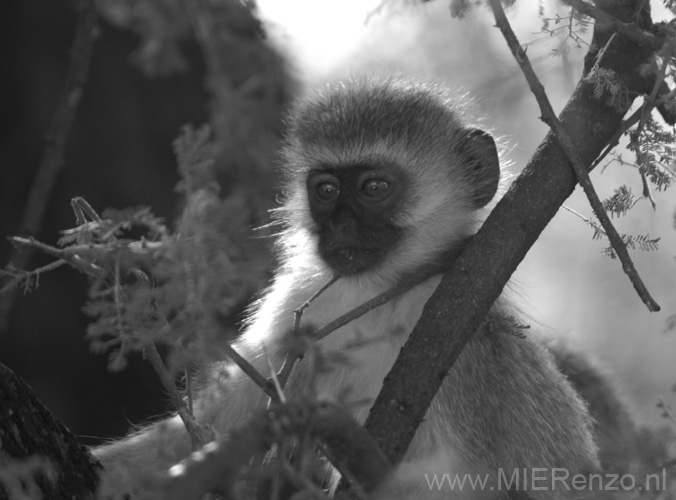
602, 185, 639, 217
490, 0, 660, 312
563, 0, 661, 50
562, 205, 660, 259
539, 9, 592, 53
1, 126, 268, 443
0, 0, 98, 333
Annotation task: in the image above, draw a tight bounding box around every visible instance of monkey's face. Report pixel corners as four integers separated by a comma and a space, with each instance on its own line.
306, 165, 405, 275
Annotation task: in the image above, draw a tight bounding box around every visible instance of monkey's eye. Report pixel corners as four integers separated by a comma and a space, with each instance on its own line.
316, 182, 339, 201
307, 172, 340, 204
360, 178, 390, 199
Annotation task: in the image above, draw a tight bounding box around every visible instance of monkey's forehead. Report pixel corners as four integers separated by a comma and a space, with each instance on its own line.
286, 78, 468, 150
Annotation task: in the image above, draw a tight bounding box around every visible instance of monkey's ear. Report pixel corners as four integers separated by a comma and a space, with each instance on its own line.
455, 128, 500, 208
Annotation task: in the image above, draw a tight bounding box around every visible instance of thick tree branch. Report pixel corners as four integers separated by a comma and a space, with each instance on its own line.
0, 0, 98, 334
364, 0, 661, 465
563, 0, 659, 50
490, 0, 659, 311
0, 362, 100, 498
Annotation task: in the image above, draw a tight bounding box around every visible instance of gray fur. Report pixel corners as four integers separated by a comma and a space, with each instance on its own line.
95, 78, 599, 500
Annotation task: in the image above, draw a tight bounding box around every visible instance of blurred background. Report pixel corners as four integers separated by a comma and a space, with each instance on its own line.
1, 0, 676, 445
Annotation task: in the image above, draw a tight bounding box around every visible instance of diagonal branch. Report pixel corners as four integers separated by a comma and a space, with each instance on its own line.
365, 0, 661, 466
490, 0, 659, 312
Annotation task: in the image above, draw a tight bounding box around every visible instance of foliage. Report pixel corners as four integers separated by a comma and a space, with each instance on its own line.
584, 67, 632, 112
532, 3, 676, 262
6, 0, 676, 497
601, 185, 639, 217
3, 125, 269, 373
539, 7, 591, 54
628, 116, 676, 192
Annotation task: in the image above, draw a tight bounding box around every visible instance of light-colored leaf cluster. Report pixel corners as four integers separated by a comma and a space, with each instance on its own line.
84, 125, 269, 371
629, 116, 676, 192
601, 233, 661, 259
602, 186, 639, 218
584, 67, 631, 113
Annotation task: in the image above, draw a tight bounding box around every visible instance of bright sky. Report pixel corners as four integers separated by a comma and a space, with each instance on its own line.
257, 0, 383, 77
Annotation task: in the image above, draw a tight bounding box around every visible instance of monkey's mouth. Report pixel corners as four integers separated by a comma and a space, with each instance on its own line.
322, 247, 383, 275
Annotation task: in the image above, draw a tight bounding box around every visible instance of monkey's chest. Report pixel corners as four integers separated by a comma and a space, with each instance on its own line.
305, 294, 430, 423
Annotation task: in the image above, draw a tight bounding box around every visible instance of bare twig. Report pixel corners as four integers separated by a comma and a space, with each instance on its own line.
561, 205, 603, 231
490, 0, 660, 312
185, 368, 194, 416
144, 343, 206, 450
212, 263, 444, 404
590, 82, 676, 173
8, 236, 105, 277
276, 261, 448, 391
589, 105, 643, 171
276, 352, 299, 392
0, 259, 68, 294
220, 341, 279, 401
292, 275, 339, 333
0, 0, 98, 333
314, 265, 442, 341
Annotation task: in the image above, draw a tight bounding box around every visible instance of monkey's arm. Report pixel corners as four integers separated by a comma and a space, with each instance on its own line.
93, 357, 272, 497
430, 316, 598, 500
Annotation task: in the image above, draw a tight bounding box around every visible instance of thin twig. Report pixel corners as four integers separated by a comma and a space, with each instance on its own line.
0, 259, 68, 294
314, 266, 441, 340
292, 275, 339, 333
276, 261, 454, 391
144, 343, 206, 450
0, 0, 98, 333
8, 236, 105, 277
220, 341, 279, 401
219, 266, 432, 401
276, 353, 299, 392
490, 0, 660, 312
591, 83, 676, 173
185, 368, 194, 416
561, 205, 601, 229
590, 105, 643, 171
271, 276, 341, 392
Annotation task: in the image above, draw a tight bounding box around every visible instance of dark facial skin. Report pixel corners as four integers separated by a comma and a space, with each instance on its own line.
306, 165, 405, 275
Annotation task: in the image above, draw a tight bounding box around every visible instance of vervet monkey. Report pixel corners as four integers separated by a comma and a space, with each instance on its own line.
95, 78, 599, 499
